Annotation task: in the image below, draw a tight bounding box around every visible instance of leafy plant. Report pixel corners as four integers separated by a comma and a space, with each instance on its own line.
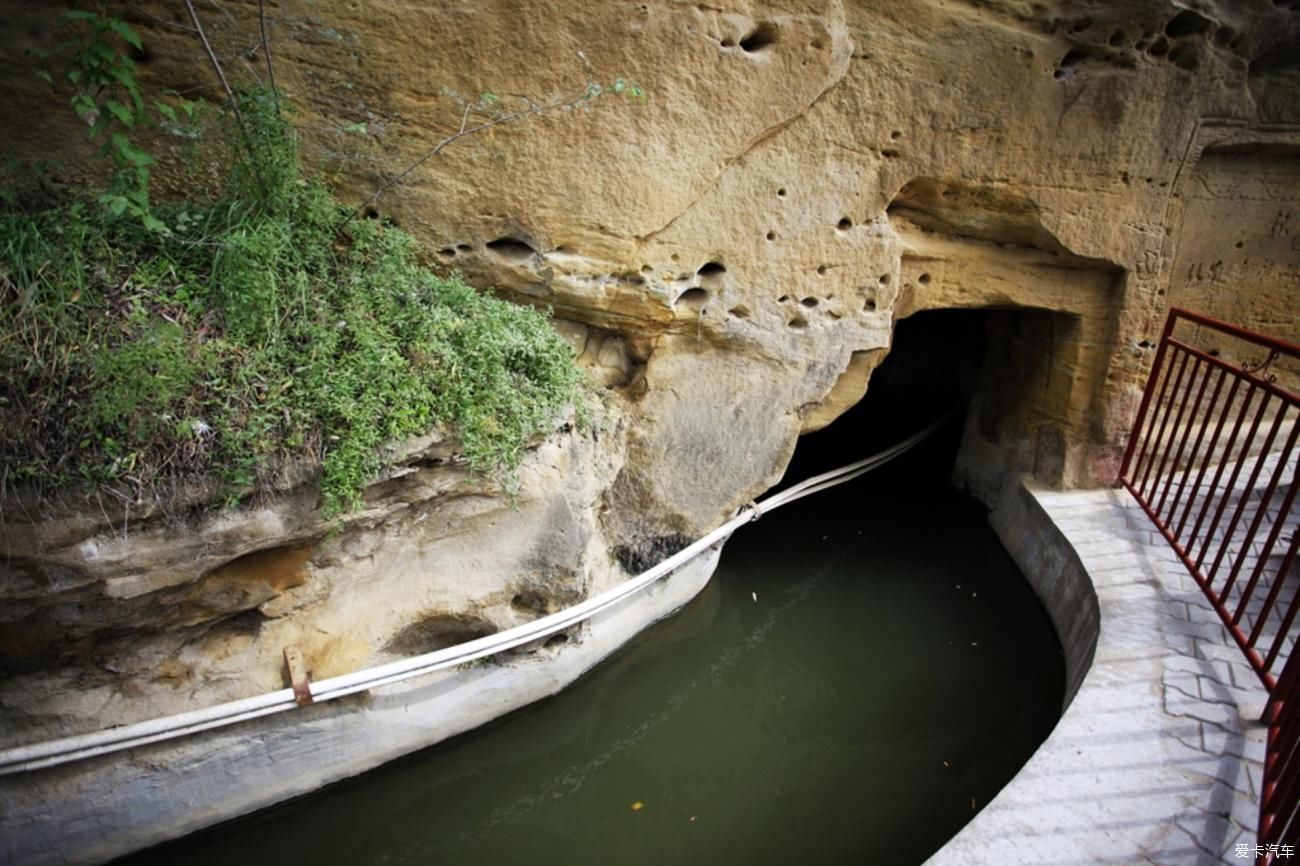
60, 10, 167, 232
0, 92, 589, 513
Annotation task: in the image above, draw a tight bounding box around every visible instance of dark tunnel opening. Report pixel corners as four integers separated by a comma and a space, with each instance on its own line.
781, 306, 1077, 500
781, 310, 986, 492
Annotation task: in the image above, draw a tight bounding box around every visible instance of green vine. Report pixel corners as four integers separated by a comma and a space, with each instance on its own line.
61, 11, 167, 232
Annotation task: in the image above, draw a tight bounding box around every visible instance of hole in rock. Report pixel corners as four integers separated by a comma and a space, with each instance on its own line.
512, 591, 550, 616
385, 614, 498, 656
777, 294, 791, 303
544, 634, 568, 650
728, 305, 751, 319
1054, 49, 1089, 78
739, 22, 778, 53
613, 533, 692, 574
437, 247, 456, 259
817, 265, 829, 276
918, 273, 932, 285
676, 288, 709, 311
767, 231, 777, 241
1165, 9, 1214, 37
837, 217, 853, 231
1147, 36, 1169, 57
864, 298, 877, 311
1168, 42, 1200, 70
696, 261, 727, 279
800, 297, 819, 308
777, 187, 787, 197
788, 314, 809, 329
486, 237, 536, 261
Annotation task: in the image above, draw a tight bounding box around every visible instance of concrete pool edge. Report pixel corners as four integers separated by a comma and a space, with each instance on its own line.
987, 479, 1101, 710
926, 479, 1267, 865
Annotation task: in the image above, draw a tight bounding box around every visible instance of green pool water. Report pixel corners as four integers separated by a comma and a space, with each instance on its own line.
118, 428, 1064, 866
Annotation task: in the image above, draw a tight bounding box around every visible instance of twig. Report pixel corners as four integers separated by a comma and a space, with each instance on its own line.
135, 9, 199, 35
182, 0, 269, 201
340, 88, 595, 233
257, 0, 279, 115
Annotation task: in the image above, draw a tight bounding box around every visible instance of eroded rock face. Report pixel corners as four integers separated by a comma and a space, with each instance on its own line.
0, 0, 1298, 752
0, 425, 626, 744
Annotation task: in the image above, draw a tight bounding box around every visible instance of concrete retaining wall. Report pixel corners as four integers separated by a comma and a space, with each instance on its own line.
988, 478, 1102, 708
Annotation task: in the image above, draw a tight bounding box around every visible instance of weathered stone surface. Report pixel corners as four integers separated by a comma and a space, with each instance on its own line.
0, 0, 1298, 858
0, 423, 625, 745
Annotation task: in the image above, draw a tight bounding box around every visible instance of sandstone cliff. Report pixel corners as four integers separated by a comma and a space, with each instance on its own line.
0, 0, 1298, 786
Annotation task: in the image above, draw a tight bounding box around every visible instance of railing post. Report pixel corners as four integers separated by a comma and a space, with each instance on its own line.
1119, 310, 1180, 480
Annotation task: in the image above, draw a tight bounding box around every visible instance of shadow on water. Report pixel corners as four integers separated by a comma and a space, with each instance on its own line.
118, 402, 1063, 866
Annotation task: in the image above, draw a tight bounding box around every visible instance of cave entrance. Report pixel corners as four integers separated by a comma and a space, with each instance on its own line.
787, 306, 1083, 500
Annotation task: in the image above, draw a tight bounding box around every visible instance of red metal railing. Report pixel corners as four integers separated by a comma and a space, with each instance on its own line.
1119, 308, 1299, 860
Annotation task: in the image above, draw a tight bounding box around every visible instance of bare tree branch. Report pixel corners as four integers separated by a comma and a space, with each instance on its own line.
341, 88, 596, 233
134, 9, 199, 35
257, 0, 279, 115
183, 0, 269, 201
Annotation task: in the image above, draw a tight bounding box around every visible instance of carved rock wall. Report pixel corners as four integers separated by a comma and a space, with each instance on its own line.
0, 0, 1298, 793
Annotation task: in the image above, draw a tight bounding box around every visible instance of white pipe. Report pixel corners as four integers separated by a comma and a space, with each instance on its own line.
0, 410, 954, 776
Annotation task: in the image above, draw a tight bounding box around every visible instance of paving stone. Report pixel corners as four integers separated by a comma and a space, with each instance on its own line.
1198, 724, 1251, 758
1083, 553, 1156, 574
1163, 617, 1232, 643
1195, 641, 1252, 666
1167, 655, 1236, 687
1247, 764, 1263, 799
1174, 810, 1238, 861
1178, 755, 1256, 790
1186, 604, 1227, 626
1162, 673, 1200, 701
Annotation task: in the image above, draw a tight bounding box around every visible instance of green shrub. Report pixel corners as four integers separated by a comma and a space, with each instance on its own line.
0, 91, 587, 513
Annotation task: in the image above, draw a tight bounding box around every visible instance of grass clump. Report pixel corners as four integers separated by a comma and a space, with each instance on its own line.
0, 92, 586, 513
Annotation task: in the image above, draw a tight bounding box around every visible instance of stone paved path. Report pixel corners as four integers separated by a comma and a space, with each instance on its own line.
927, 482, 1276, 866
